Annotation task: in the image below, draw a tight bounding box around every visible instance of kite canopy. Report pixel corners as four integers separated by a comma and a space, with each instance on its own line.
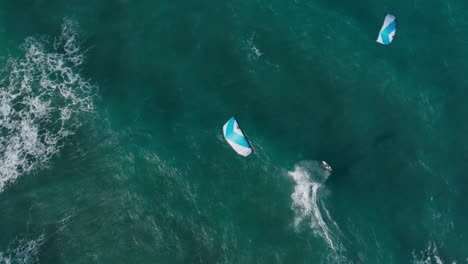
376, 14, 397, 45
223, 116, 252, 157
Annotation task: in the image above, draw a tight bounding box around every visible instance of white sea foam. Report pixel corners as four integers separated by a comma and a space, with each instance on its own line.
288, 161, 342, 254
0, 234, 45, 264
412, 242, 457, 264
245, 32, 262, 61
0, 18, 95, 193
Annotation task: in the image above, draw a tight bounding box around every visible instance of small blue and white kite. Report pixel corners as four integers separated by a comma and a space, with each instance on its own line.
376, 14, 397, 45
223, 116, 252, 157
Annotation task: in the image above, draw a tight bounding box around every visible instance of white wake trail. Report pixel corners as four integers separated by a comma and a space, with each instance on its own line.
288, 161, 343, 255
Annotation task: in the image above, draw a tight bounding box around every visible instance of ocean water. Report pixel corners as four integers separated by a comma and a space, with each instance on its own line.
0, 0, 467, 263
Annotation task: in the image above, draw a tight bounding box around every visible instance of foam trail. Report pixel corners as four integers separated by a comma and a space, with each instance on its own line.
288, 161, 342, 253
0, 234, 45, 264
0, 18, 95, 192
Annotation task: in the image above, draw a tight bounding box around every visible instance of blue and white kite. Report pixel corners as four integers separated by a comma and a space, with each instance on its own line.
376, 14, 397, 45
223, 116, 252, 157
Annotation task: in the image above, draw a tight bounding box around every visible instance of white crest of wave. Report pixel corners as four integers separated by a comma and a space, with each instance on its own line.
412, 242, 456, 264
0, 234, 45, 264
0, 18, 95, 192
288, 161, 341, 253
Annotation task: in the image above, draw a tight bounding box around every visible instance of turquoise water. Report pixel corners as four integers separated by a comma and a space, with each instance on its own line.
0, 0, 467, 263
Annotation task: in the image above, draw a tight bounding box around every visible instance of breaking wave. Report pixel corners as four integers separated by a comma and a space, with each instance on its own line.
288, 161, 344, 256
412, 242, 456, 264
0, 234, 45, 264
0, 19, 95, 192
